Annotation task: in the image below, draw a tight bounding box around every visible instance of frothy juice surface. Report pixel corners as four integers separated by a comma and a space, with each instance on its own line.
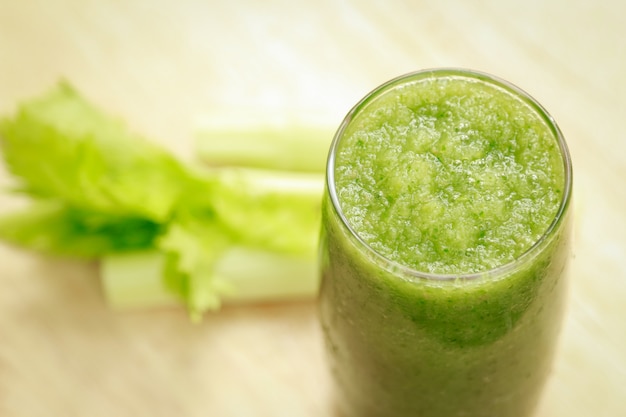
320, 69, 572, 417
334, 74, 564, 274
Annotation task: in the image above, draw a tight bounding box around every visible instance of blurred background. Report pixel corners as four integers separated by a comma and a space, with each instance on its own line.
1, 1, 625, 416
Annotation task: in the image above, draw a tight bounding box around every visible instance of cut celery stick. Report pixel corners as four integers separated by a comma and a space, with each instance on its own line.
215, 247, 318, 304
100, 251, 179, 310
100, 246, 319, 310
195, 115, 335, 172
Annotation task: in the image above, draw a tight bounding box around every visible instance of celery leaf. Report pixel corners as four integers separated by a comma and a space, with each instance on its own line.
0, 82, 193, 221
158, 209, 235, 318
0, 201, 161, 258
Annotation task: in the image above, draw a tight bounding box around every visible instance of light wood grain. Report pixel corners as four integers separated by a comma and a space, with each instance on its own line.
1, 1, 625, 416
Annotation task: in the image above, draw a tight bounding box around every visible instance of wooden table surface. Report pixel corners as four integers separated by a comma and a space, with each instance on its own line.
1, 1, 625, 416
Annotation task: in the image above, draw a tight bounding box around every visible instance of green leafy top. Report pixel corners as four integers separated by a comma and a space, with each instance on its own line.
0, 82, 194, 221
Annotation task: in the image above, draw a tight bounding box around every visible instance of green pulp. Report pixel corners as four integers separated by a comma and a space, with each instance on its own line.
333, 74, 564, 274
319, 70, 571, 417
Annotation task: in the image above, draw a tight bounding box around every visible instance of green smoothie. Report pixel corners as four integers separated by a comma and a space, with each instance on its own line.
319, 69, 572, 417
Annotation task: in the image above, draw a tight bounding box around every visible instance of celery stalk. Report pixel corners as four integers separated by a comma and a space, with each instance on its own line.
101, 246, 319, 310
195, 115, 335, 172
216, 246, 318, 304
100, 251, 179, 309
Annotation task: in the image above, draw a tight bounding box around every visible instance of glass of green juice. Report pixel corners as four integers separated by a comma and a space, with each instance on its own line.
319, 68, 573, 417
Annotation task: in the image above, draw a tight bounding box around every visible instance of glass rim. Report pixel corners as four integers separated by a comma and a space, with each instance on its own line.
326, 67, 573, 281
